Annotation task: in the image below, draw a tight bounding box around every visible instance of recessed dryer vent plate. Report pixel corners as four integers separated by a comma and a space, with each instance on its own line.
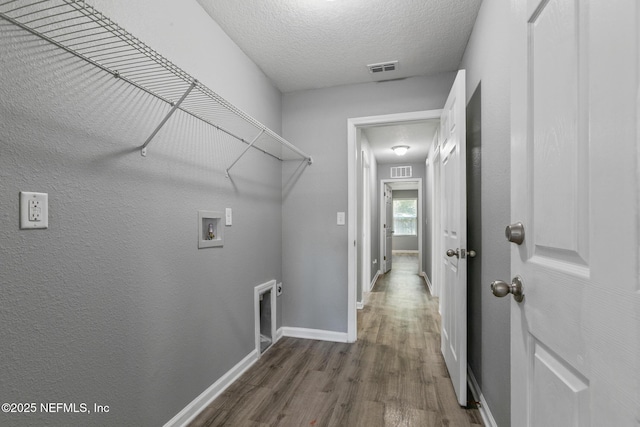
198, 210, 223, 248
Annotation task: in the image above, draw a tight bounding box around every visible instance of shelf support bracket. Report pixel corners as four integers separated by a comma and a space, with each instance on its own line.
141, 80, 197, 156
225, 129, 266, 178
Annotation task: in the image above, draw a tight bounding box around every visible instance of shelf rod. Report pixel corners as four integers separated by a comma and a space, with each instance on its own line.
140, 79, 196, 156
225, 129, 266, 178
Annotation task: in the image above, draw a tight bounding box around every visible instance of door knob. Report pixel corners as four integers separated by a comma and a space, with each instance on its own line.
468, 250, 477, 258
490, 276, 524, 303
505, 222, 525, 245
446, 249, 459, 258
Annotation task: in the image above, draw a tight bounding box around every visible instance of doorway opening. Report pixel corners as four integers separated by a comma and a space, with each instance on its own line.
379, 178, 423, 277
347, 109, 442, 342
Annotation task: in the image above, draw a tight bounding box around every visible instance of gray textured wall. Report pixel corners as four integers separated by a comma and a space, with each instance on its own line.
392, 235, 418, 251
0, 1, 286, 426
390, 189, 418, 199
281, 75, 454, 332
460, 0, 512, 425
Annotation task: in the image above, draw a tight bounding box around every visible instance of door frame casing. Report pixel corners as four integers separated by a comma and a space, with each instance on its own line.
347, 109, 442, 342
380, 178, 423, 275
382, 182, 393, 274
361, 152, 371, 303
426, 130, 442, 300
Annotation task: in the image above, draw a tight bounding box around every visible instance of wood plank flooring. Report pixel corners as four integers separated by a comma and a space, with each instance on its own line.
189, 253, 483, 426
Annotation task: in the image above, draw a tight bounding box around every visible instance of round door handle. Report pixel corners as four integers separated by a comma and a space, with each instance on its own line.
505, 222, 525, 245
490, 281, 511, 297
468, 250, 477, 258
490, 276, 524, 303
446, 249, 459, 258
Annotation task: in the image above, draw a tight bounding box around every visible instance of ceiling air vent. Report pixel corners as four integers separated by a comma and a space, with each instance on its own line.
391, 166, 412, 178
367, 60, 399, 74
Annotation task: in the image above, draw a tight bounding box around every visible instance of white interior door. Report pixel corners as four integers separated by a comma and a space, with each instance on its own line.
439, 70, 467, 406
383, 183, 393, 273
510, 1, 639, 425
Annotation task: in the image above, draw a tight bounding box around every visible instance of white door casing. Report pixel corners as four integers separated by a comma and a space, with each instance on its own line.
362, 152, 371, 293
384, 183, 393, 273
439, 70, 467, 406
429, 135, 443, 301
347, 110, 442, 343
379, 178, 424, 274
510, 1, 639, 426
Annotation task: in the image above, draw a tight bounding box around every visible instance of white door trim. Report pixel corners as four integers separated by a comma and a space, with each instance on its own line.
347, 109, 442, 342
379, 178, 423, 274
254, 280, 277, 357
361, 153, 371, 305
382, 182, 393, 273
428, 136, 442, 300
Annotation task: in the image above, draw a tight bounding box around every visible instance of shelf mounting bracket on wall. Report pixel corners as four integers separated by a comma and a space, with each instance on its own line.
225, 129, 266, 178
141, 80, 197, 156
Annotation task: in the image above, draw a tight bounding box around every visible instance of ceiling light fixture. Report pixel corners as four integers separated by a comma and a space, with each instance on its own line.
391, 145, 410, 156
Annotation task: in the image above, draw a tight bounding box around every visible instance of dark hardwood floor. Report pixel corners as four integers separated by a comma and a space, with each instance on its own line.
189, 253, 483, 426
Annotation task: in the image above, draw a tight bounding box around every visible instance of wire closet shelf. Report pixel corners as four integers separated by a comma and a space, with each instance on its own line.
0, 0, 313, 176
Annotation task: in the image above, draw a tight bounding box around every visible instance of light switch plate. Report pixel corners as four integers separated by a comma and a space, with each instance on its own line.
337, 211, 345, 225
225, 208, 232, 226
20, 192, 48, 229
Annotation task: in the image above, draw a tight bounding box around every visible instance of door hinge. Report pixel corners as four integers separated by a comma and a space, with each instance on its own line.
384, 256, 386, 260
354, 240, 356, 247
384, 224, 386, 228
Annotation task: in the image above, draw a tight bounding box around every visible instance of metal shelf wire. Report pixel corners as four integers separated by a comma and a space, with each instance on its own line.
0, 0, 313, 176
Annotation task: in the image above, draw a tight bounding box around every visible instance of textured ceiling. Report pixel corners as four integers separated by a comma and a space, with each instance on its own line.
196, 0, 482, 93
363, 120, 439, 165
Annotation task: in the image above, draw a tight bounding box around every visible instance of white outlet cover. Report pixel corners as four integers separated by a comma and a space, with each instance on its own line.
20, 192, 48, 229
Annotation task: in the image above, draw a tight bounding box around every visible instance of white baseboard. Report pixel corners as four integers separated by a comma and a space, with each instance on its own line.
357, 301, 364, 310
369, 270, 381, 292
420, 272, 433, 294
467, 365, 498, 427
281, 327, 349, 343
276, 327, 284, 342
164, 349, 259, 427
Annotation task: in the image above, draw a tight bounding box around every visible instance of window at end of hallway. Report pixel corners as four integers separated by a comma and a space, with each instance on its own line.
393, 199, 417, 236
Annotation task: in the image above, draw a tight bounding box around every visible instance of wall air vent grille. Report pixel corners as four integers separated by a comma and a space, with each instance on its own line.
367, 61, 399, 74
390, 166, 412, 178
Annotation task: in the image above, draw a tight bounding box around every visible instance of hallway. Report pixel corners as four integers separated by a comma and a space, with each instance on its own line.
190, 253, 483, 426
